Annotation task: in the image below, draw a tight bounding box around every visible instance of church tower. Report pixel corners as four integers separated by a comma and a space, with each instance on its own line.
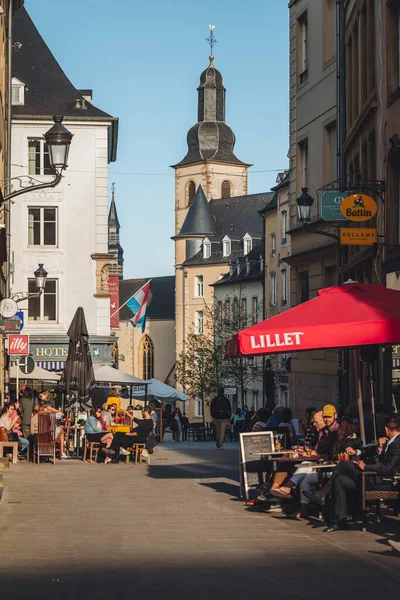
108, 183, 124, 280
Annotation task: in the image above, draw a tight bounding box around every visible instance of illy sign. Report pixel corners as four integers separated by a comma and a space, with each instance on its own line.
8, 334, 29, 356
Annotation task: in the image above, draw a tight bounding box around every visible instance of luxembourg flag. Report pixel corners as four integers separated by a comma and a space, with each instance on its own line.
125, 280, 151, 333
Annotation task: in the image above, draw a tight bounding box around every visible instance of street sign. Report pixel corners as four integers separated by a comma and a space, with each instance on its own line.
0, 319, 21, 334
340, 227, 377, 246
340, 194, 377, 222
224, 387, 236, 395
8, 334, 29, 355
19, 356, 35, 374
320, 191, 349, 221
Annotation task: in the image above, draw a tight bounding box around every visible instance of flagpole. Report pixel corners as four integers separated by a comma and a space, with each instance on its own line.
110, 280, 151, 319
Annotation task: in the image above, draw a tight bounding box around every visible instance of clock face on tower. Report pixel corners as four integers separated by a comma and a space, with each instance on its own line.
0, 298, 18, 318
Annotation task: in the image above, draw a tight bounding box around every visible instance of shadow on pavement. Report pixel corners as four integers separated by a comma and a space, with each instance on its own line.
146, 461, 238, 480
199, 481, 239, 497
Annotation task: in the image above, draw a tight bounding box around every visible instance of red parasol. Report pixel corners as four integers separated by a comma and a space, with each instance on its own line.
226, 282, 400, 358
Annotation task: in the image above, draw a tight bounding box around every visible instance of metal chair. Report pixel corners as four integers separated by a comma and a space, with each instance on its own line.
361, 471, 400, 531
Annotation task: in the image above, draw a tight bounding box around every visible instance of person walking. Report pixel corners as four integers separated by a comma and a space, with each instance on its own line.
211, 387, 232, 449
20, 388, 35, 439
181, 412, 189, 441
170, 408, 182, 442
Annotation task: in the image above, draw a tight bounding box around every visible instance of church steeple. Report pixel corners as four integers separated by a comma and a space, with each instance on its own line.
108, 183, 124, 280
173, 34, 248, 169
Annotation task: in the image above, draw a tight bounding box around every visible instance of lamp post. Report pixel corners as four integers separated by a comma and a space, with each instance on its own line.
295, 188, 339, 241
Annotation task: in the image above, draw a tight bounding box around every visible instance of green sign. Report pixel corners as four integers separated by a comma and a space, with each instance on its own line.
320, 191, 349, 221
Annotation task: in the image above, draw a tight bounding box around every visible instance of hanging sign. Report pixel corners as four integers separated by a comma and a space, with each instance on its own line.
8, 334, 29, 355
340, 227, 377, 245
340, 194, 377, 222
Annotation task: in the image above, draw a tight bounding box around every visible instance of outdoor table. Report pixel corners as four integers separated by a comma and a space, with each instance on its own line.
298, 462, 337, 472
108, 424, 130, 434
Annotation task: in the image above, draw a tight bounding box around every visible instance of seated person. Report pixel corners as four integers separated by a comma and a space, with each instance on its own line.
85, 407, 114, 450
101, 404, 117, 429
29, 402, 69, 459
325, 415, 400, 531
104, 406, 154, 462
278, 407, 296, 446
252, 408, 270, 432
0, 402, 29, 455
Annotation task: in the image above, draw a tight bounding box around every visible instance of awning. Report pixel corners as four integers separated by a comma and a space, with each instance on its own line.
10, 364, 61, 381
226, 282, 400, 357
94, 364, 148, 387
133, 378, 188, 400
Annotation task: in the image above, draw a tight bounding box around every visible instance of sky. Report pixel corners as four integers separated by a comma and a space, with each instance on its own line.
25, 0, 289, 279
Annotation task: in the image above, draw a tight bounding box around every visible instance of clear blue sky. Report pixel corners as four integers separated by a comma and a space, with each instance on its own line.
25, 0, 289, 279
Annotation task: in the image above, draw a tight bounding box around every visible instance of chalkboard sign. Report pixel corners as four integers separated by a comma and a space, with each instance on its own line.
239, 431, 275, 501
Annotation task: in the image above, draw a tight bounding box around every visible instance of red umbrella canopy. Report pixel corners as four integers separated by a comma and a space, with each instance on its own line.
227, 282, 400, 357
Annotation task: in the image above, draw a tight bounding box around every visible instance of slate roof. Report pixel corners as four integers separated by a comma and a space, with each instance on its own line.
108, 195, 120, 228
181, 191, 274, 267
211, 240, 264, 287
175, 185, 215, 238
12, 7, 114, 121
119, 277, 175, 321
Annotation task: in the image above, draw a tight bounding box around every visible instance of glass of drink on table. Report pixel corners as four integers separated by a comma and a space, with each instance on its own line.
304, 441, 312, 457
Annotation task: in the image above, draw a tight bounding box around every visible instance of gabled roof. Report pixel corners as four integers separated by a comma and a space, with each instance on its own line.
12, 7, 114, 120
119, 277, 175, 321
211, 240, 264, 287
176, 185, 216, 238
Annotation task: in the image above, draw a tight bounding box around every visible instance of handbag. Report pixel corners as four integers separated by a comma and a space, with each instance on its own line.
0, 426, 7, 442
7, 431, 19, 442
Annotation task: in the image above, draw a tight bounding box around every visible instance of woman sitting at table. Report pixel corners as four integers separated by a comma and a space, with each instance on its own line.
0, 402, 29, 455
85, 407, 114, 450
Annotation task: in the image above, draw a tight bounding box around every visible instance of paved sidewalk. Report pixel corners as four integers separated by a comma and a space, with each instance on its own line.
0, 444, 399, 600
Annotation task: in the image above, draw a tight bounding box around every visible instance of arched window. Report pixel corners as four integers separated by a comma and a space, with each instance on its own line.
221, 180, 231, 199
188, 181, 196, 206
141, 335, 154, 380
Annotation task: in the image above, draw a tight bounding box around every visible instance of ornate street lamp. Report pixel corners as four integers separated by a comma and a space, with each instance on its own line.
34, 263, 48, 292
296, 187, 315, 223
43, 115, 73, 171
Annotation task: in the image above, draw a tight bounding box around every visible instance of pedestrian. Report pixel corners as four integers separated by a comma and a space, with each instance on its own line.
181, 412, 189, 441
20, 387, 35, 439
170, 408, 182, 442
210, 387, 232, 449
230, 408, 244, 442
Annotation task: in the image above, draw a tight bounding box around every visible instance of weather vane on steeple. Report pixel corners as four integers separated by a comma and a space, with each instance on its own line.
206, 24, 218, 64
111, 182, 116, 197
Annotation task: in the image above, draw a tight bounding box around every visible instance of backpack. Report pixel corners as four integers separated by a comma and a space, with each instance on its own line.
145, 431, 157, 453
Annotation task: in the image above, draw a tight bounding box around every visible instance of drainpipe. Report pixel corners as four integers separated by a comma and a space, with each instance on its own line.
6, 0, 13, 297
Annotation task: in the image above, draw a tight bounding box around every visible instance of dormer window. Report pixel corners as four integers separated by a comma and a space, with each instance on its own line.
12, 77, 25, 105
222, 236, 231, 257
243, 233, 252, 255
203, 237, 211, 259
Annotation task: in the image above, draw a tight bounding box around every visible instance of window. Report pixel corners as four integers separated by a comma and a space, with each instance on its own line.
270, 233, 276, 258
221, 180, 231, 199
242, 389, 247, 406
195, 310, 204, 334
243, 234, 252, 255
28, 207, 57, 246
252, 390, 259, 409
217, 300, 223, 327
203, 238, 211, 259
299, 140, 308, 188
141, 335, 154, 380
222, 236, 231, 257
188, 181, 196, 206
252, 296, 258, 324
194, 396, 203, 418
28, 139, 54, 176
324, 265, 337, 287
28, 279, 57, 322
323, 0, 336, 63
225, 298, 231, 320
270, 273, 277, 306
324, 121, 337, 183
282, 269, 288, 305
298, 271, 309, 303
241, 298, 247, 325
281, 211, 288, 245
195, 275, 204, 297
11, 78, 24, 105
299, 13, 308, 83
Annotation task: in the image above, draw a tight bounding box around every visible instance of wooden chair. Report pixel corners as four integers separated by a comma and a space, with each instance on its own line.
83, 436, 100, 463
125, 443, 151, 465
0, 441, 19, 464
361, 471, 400, 531
31, 413, 57, 465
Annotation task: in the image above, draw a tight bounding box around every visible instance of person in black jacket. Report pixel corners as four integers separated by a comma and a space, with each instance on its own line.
104, 406, 154, 462
210, 387, 231, 449
326, 415, 400, 531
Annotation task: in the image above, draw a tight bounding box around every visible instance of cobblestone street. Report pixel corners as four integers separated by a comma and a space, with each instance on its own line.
0, 442, 400, 599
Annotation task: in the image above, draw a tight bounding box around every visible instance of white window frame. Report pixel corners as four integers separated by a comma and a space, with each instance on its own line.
282, 268, 288, 305
28, 206, 58, 247
243, 233, 252, 255
203, 238, 211, 259
194, 275, 204, 298
281, 211, 288, 245
270, 273, 277, 306
28, 138, 54, 176
301, 141, 309, 188
270, 233, 276, 258
27, 278, 58, 323
222, 236, 231, 257
11, 77, 24, 105
194, 396, 203, 418
195, 310, 204, 335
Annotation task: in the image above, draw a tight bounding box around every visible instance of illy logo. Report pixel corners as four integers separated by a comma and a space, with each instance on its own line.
9, 334, 29, 355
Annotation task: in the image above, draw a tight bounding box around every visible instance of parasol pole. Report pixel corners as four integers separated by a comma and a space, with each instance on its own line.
367, 361, 377, 442
353, 349, 366, 444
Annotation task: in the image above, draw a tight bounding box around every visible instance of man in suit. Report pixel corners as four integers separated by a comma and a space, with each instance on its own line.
326, 416, 400, 531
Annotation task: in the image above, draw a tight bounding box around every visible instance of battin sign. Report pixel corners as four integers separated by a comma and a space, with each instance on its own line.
8, 334, 30, 356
